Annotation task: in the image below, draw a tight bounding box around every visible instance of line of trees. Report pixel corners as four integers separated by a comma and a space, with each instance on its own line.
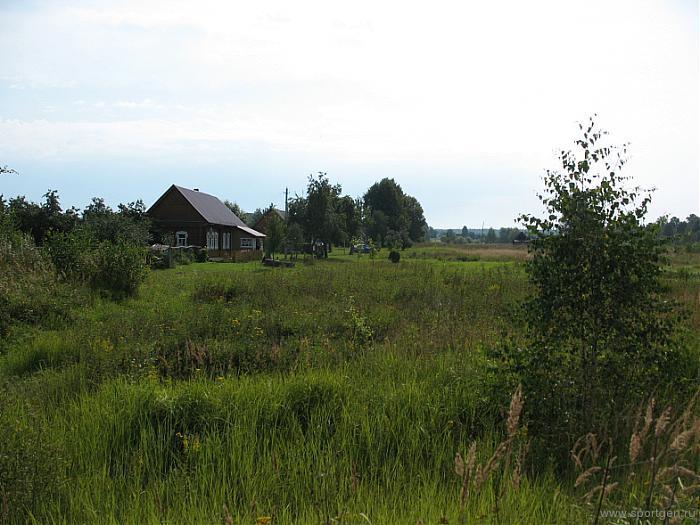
657, 214, 700, 245
259, 173, 427, 258
438, 226, 525, 244
1, 189, 151, 298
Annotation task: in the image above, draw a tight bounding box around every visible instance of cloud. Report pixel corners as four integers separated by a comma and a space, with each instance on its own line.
0, 0, 696, 223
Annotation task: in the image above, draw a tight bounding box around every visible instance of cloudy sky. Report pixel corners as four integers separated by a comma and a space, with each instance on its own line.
0, 0, 697, 228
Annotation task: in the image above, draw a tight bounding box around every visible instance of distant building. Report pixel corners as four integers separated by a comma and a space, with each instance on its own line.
147, 185, 265, 258
253, 208, 287, 234
512, 231, 529, 244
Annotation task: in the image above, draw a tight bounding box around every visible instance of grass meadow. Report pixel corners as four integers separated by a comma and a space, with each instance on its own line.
1, 244, 698, 524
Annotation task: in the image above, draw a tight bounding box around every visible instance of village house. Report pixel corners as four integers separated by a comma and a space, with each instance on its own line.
147, 185, 265, 258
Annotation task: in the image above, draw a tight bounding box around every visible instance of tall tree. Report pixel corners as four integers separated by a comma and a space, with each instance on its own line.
363, 178, 425, 248
497, 117, 684, 453
223, 199, 243, 218
485, 227, 497, 243
303, 172, 342, 255
265, 210, 286, 260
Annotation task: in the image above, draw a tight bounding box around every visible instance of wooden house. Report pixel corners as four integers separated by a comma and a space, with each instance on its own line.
147, 185, 265, 258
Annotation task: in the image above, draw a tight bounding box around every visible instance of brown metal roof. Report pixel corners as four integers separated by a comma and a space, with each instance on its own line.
173, 185, 248, 228
156, 185, 265, 237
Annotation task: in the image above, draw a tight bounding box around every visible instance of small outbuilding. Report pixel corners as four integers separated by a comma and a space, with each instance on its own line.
512, 231, 529, 244
147, 185, 265, 258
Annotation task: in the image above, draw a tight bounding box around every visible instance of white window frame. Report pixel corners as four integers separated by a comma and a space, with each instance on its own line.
240, 237, 254, 249
176, 231, 188, 247
222, 232, 231, 250
207, 230, 219, 251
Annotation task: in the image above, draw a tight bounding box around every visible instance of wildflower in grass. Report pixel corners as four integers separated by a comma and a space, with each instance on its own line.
231, 318, 240, 327
255, 516, 271, 525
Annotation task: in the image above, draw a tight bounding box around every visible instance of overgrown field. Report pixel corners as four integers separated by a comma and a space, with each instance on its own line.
1, 245, 698, 524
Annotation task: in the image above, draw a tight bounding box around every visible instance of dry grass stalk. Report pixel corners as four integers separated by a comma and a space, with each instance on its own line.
223, 504, 233, 525
507, 384, 523, 437
669, 419, 699, 452
655, 405, 672, 438
455, 442, 478, 509
454, 452, 465, 477
475, 440, 511, 489
657, 465, 699, 482
575, 466, 601, 488
512, 440, 529, 490
572, 433, 603, 469
667, 389, 699, 439
630, 398, 655, 463
583, 480, 619, 502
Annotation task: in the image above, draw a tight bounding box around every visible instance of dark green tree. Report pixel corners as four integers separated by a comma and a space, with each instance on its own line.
335, 195, 362, 247
303, 172, 342, 256
223, 199, 243, 218
264, 206, 286, 260
363, 178, 425, 247
485, 227, 497, 243
500, 117, 684, 453
6, 191, 78, 245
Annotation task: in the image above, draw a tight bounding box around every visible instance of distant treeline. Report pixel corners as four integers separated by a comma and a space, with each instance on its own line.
429, 226, 525, 244
226, 174, 428, 252
657, 214, 700, 245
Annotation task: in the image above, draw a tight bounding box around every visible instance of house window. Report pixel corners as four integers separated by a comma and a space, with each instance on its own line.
222, 232, 231, 250
207, 230, 219, 250
176, 231, 188, 247
240, 237, 254, 249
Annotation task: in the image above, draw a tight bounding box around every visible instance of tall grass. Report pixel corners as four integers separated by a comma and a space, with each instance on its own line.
1, 249, 698, 523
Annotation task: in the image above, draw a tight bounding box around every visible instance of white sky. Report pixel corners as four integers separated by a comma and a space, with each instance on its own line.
0, 0, 698, 227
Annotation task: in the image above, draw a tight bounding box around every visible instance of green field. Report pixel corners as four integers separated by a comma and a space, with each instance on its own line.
1, 245, 698, 524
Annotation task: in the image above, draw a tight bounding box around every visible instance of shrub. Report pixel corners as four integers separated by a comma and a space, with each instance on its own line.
388, 250, 400, 263
495, 117, 685, 456
45, 229, 93, 280
0, 232, 78, 336
195, 246, 208, 263
88, 242, 149, 297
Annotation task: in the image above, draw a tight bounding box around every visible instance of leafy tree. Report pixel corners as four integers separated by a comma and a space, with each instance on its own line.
498, 117, 684, 453
443, 229, 456, 244
461, 226, 469, 238
284, 222, 304, 256
264, 207, 286, 260
6, 191, 78, 245
363, 178, 425, 248
223, 199, 243, 218
245, 208, 264, 228
657, 214, 700, 244
335, 195, 362, 247
485, 227, 497, 243
83, 197, 151, 245
303, 172, 342, 256
498, 227, 522, 243
404, 195, 427, 244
